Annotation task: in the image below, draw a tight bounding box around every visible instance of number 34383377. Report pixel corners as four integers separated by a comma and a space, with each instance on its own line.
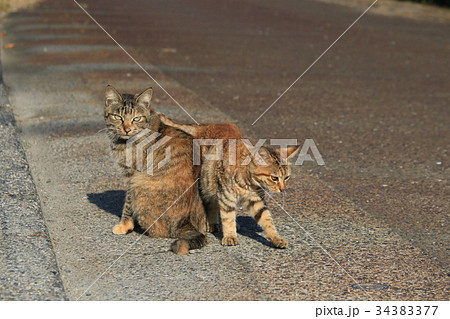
375, 306, 438, 316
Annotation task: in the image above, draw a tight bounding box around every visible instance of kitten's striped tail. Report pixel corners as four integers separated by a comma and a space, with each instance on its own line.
171, 229, 207, 255
156, 111, 198, 136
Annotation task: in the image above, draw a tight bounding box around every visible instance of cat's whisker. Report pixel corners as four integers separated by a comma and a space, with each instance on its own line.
95, 127, 113, 135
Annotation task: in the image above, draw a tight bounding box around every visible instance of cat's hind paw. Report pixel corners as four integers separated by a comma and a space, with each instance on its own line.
206, 223, 221, 233
222, 236, 239, 246
271, 237, 287, 249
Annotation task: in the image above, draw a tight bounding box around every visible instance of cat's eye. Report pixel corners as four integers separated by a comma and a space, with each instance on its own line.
284, 176, 290, 181
271, 176, 279, 182
113, 114, 122, 121
133, 116, 142, 122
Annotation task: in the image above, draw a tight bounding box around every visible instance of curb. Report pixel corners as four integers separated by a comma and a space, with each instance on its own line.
0, 53, 67, 299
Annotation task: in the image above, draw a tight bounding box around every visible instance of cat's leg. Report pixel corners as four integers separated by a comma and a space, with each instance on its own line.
244, 195, 287, 248
112, 190, 134, 235
218, 195, 238, 246
205, 197, 221, 233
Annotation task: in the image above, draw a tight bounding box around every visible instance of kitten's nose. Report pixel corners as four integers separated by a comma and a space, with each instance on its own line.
124, 127, 132, 134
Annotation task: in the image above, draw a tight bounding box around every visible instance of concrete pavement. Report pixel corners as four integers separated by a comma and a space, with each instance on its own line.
0, 61, 66, 299
0, 0, 448, 300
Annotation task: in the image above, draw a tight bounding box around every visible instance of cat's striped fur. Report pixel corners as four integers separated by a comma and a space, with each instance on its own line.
104, 85, 207, 254
158, 114, 300, 248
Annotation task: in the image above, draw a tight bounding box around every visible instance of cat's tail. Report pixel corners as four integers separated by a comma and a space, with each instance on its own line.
171, 229, 207, 255
156, 111, 198, 136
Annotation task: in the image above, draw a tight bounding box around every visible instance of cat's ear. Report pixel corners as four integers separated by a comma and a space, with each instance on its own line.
276, 145, 301, 163
242, 140, 268, 166
105, 85, 123, 108
135, 87, 153, 109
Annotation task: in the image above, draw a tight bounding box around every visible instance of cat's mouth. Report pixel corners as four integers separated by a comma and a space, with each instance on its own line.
257, 183, 279, 193
118, 134, 133, 140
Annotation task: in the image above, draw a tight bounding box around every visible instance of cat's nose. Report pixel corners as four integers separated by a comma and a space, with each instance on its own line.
124, 127, 132, 134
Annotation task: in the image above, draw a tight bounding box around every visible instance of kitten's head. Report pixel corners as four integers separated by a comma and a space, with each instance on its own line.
104, 85, 155, 141
250, 145, 300, 193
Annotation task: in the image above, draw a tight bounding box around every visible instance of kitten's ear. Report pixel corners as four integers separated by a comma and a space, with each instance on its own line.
105, 85, 123, 108
135, 87, 153, 109
276, 145, 301, 163
243, 142, 270, 166
286, 145, 301, 160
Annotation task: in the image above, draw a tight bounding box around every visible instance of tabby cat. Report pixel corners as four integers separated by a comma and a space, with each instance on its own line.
158, 114, 300, 248
104, 85, 207, 254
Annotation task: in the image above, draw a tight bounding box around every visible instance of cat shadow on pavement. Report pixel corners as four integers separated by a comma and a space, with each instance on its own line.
212, 215, 274, 248
88, 191, 274, 246
88, 190, 125, 218
87, 190, 156, 235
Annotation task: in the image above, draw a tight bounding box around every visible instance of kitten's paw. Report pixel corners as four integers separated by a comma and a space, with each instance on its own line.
271, 237, 287, 249
112, 221, 133, 235
206, 223, 221, 233
222, 236, 239, 246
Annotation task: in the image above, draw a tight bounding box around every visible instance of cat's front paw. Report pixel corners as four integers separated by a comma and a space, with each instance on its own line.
271, 237, 287, 249
112, 221, 133, 235
222, 236, 239, 246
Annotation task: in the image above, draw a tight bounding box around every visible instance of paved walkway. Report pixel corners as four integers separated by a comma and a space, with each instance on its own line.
0, 0, 448, 300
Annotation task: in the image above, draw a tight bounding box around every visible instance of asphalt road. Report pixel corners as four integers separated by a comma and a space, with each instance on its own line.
0, 0, 448, 300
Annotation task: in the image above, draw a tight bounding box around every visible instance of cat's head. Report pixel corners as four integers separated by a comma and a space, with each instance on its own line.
104, 85, 156, 141
249, 145, 300, 193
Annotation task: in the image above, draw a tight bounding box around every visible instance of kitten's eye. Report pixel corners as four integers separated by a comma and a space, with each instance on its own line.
284, 176, 290, 181
113, 114, 122, 121
133, 116, 142, 122
271, 176, 279, 182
